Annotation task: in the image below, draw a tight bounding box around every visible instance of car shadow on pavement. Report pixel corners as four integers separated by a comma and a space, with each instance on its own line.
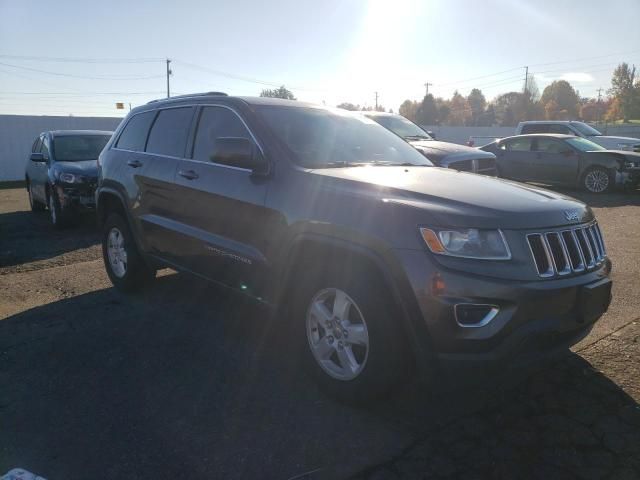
1, 275, 639, 480
0, 210, 99, 270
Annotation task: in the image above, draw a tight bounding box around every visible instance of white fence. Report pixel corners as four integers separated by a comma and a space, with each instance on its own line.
0, 115, 122, 181
2, 115, 639, 181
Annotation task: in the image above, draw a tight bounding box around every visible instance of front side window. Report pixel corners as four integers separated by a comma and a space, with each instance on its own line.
32, 137, 42, 153
192, 107, 252, 162
506, 138, 532, 152
51, 135, 110, 162
146, 107, 194, 157
534, 137, 565, 154
256, 106, 433, 168
116, 111, 156, 152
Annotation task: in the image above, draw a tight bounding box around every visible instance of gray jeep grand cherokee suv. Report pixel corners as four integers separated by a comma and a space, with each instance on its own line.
97, 93, 612, 402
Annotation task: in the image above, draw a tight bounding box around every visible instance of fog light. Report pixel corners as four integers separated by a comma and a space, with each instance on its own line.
454, 304, 499, 327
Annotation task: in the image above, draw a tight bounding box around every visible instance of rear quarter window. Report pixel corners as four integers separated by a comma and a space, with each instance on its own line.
116, 111, 156, 151
145, 107, 194, 158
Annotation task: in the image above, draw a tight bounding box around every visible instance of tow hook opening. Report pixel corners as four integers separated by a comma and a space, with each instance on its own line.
454, 304, 499, 328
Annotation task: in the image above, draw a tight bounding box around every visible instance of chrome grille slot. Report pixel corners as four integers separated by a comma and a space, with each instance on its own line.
526, 234, 554, 277
527, 221, 605, 278
545, 232, 571, 275
561, 230, 585, 272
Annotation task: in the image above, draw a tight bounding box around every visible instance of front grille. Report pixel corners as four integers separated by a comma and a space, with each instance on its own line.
449, 160, 473, 172
527, 222, 606, 277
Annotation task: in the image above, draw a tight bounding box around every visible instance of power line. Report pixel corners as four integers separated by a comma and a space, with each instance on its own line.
528, 49, 640, 68
0, 61, 164, 80
0, 54, 164, 64
435, 67, 523, 87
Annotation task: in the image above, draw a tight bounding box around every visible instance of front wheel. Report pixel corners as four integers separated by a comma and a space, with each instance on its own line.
292, 267, 409, 404
102, 213, 155, 292
27, 180, 45, 212
582, 167, 613, 194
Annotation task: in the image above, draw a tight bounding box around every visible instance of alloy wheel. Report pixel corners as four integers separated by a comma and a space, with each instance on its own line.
306, 288, 370, 381
107, 227, 128, 278
585, 170, 609, 193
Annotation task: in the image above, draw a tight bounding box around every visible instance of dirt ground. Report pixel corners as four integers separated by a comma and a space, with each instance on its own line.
1, 185, 639, 480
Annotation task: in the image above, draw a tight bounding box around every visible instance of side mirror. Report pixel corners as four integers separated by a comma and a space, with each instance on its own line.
427, 130, 436, 140
210, 137, 267, 174
30, 152, 46, 162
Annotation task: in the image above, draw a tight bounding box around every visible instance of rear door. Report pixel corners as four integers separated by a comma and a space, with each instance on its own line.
114, 107, 194, 261
173, 105, 271, 293
531, 137, 579, 185
496, 137, 535, 180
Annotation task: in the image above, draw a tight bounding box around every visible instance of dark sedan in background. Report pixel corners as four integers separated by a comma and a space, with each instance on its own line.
481, 134, 640, 193
362, 111, 497, 176
25, 130, 112, 227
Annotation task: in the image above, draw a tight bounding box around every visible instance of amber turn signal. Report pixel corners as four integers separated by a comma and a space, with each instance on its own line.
420, 228, 445, 253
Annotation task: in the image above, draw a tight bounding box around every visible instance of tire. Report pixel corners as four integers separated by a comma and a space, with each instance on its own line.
47, 189, 70, 228
582, 166, 613, 194
102, 212, 155, 292
27, 180, 45, 212
291, 264, 409, 404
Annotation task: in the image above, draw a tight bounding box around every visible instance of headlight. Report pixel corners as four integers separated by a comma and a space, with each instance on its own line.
420, 227, 511, 260
617, 143, 633, 151
58, 172, 82, 183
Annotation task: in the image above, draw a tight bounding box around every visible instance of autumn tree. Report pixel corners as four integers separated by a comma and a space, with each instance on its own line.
609, 63, 637, 121
540, 80, 580, 119
447, 90, 471, 126
415, 94, 439, 125
399, 100, 420, 122
260, 85, 296, 100
467, 88, 486, 126
491, 92, 527, 126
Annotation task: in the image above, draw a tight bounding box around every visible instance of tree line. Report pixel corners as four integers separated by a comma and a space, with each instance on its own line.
259, 62, 639, 126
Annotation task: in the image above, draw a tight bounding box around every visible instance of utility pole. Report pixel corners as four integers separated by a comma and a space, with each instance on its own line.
424, 82, 432, 96
523, 66, 529, 95
374, 91, 379, 110
166, 59, 172, 98
596, 87, 603, 124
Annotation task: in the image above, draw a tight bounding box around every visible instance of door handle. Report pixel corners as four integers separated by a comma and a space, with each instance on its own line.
127, 159, 143, 168
178, 169, 199, 180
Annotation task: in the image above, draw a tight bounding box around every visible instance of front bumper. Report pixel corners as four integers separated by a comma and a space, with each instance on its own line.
56, 183, 97, 211
392, 249, 612, 375
618, 167, 640, 187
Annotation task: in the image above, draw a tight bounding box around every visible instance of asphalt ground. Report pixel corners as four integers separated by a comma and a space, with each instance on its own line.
1, 185, 639, 479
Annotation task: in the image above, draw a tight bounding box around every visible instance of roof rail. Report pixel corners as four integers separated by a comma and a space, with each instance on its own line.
147, 91, 228, 104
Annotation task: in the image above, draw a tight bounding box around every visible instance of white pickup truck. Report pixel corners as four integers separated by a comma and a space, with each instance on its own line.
515, 121, 640, 152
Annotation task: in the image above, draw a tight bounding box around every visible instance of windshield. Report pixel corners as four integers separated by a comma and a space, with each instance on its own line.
369, 115, 432, 140
566, 136, 607, 152
52, 135, 110, 162
256, 106, 433, 168
571, 122, 603, 137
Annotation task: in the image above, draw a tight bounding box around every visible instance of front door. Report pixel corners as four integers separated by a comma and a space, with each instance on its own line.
173, 105, 271, 296
531, 137, 580, 185
499, 137, 536, 180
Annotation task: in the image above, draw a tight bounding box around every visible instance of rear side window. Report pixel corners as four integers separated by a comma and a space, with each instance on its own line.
192, 107, 252, 162
548, 124, 572, 135
146, 107, 194, 158
534, 137, 564, 153
116, 111, 156, 151
521, 124, 546, 134
506, 138, 532, 152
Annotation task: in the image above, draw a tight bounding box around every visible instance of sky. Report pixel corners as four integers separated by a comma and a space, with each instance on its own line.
1, 0, 639, 117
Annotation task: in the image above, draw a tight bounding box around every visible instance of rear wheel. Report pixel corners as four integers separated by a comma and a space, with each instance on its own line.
27, 180, 45, 212
582, 167, 613, 194
292, 265, 409, 404
102, 212, 155, 292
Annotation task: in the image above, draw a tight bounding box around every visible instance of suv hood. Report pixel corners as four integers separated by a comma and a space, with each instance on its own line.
53, 160, 99, 178
310, 166, 591, 230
